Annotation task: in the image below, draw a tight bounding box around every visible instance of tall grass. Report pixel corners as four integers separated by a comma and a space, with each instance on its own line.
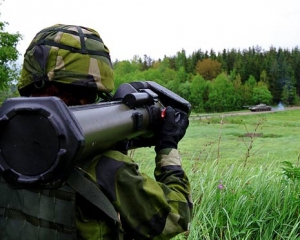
132, 109, 300, 239
186, 162, 300, 240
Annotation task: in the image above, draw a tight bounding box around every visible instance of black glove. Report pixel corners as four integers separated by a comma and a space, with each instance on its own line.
155, 106, 189, 152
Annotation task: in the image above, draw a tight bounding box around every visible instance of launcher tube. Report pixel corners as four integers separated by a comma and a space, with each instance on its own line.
70, 101, 160, 159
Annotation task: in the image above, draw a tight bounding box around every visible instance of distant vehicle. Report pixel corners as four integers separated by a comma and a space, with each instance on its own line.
248, 103, 272, 112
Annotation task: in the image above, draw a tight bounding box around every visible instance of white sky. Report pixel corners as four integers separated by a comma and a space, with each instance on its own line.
1, 0, 300, 63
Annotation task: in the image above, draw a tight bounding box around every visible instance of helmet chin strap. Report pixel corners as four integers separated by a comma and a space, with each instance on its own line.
33, 74, 48, 89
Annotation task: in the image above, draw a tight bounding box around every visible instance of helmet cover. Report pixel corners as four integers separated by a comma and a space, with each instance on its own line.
18, 24, 114, 96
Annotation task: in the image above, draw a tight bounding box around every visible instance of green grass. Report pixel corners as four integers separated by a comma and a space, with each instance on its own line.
131, 109, 300, 239
186, 162, 300, 240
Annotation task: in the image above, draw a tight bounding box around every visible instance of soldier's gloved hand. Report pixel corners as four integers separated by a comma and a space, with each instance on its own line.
155, 106, 189, 152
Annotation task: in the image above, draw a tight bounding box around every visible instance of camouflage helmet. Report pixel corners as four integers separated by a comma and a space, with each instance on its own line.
18, 24, 114, 96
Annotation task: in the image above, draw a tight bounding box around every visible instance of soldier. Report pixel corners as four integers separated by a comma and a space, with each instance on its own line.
0, 24, 193, 239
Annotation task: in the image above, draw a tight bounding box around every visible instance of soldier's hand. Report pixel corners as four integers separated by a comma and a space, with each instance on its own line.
155, 106, 189, 152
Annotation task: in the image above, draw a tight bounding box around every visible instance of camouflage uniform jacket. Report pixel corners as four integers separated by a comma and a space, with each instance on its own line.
0, 148, 193, 240
77, 148, 193, 239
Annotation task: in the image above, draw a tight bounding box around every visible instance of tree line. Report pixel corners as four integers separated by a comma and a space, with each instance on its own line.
113, 46, 300, 112
1, 18, 299, 112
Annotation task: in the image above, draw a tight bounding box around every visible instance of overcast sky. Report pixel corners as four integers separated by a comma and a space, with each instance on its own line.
1, 0, 300, 63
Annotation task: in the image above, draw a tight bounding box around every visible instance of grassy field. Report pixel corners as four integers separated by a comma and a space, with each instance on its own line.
131, 108, 300, 240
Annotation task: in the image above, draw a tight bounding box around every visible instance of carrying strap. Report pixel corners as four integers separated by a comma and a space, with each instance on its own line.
67, 168, 119, 223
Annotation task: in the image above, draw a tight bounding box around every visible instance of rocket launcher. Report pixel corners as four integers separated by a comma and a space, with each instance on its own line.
0, 81, 191, 188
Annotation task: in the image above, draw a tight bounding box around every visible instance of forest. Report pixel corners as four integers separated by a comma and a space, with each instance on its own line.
112, 46, 300, 112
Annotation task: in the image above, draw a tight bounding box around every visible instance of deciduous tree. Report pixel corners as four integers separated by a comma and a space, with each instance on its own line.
0, 21, 22, 90
189, 75, 208, 112
195, 58, 222, 80
252, 81, 273, 104
205, 73, 235, 112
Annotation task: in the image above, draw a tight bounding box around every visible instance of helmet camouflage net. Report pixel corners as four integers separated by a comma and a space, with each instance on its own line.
18, 24, 114, 96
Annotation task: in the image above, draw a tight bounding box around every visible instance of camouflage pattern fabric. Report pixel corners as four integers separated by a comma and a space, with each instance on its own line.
0, 178, 77, 240
76, 149, 193, 239
0, 148, 192, 239
18, 24, 114, 96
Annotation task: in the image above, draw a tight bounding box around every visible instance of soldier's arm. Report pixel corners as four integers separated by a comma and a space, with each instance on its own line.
93, 149, 192, 239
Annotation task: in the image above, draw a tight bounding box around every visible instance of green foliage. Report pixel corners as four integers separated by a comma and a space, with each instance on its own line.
161, 68, 177, 83
0, 83, 19, 104
142, 68, 162, 82
0, 21, 22, 90
281, 161, 300, 182
281, 77, 298, 105
177, 81, 191, 103
205, 73, 236, 112
252, 82, 273, 104
175, 49, 187, 71
230, 71, 243, 109
189, 75, 208, 112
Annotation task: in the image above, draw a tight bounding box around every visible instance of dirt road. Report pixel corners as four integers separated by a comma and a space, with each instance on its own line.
190, 106, 300, 120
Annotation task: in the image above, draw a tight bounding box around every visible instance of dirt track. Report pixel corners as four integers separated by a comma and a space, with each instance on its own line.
190, 106, 300, 120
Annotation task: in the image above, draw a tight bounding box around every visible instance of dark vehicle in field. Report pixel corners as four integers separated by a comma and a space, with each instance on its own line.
249, 103, 272, 112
